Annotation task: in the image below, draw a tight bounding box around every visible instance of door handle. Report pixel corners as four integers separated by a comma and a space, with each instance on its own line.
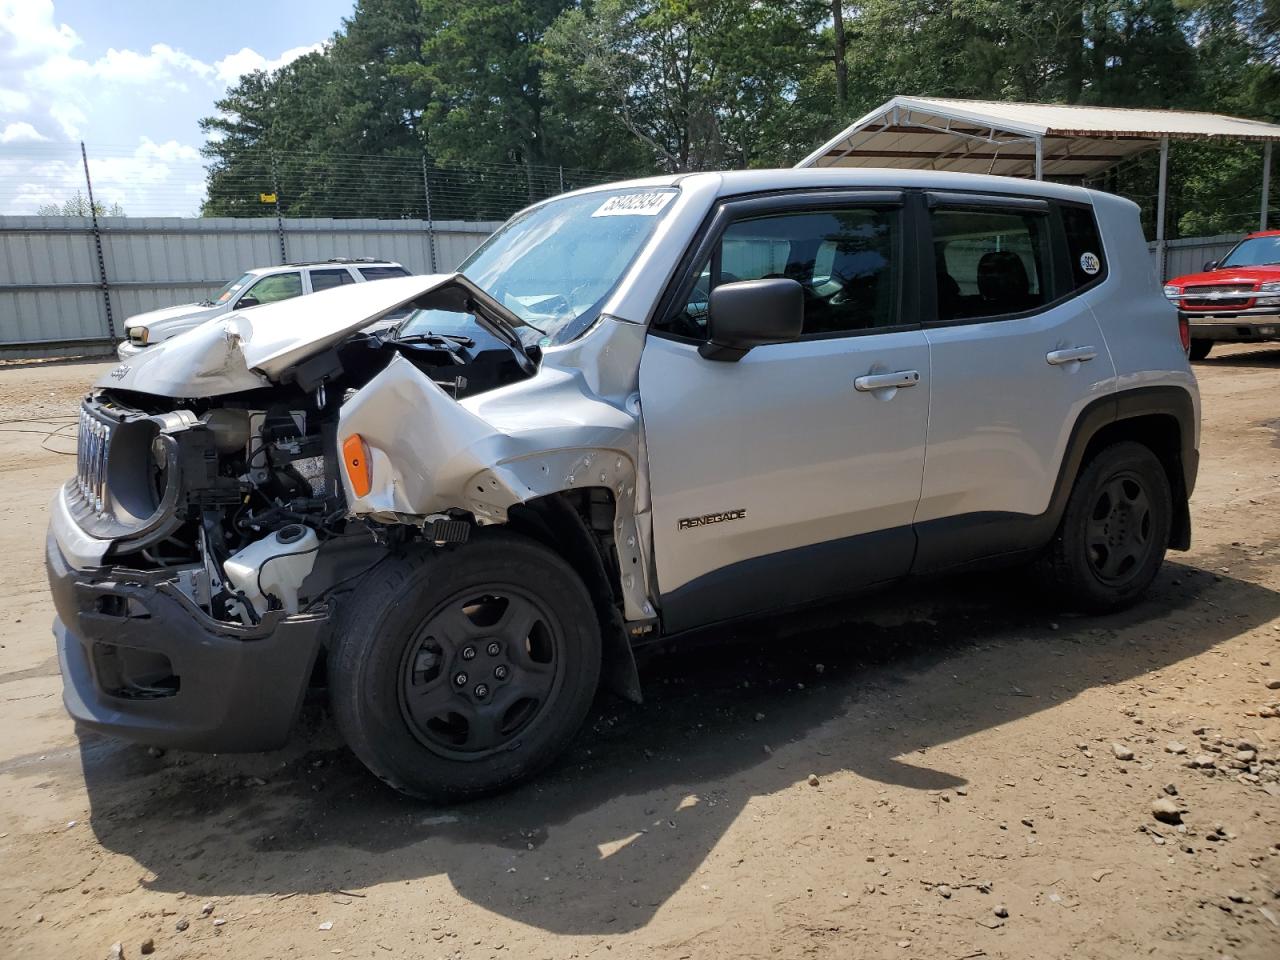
1045, 346, 1097, 366
854, 370, 921, 392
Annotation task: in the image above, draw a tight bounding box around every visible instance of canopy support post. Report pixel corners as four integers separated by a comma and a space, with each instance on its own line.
1156, 137, 1169, 278
1034, 137, 1044, 180
1262, 141, 1273, 231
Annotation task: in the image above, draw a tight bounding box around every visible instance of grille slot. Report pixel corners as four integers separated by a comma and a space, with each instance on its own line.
77, 405, 113, 514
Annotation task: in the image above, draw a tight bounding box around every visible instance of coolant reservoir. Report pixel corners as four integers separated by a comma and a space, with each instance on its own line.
223, 524, 320, 616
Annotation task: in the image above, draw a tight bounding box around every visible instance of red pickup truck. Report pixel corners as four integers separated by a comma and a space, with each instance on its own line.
1163, 230, 1280, 360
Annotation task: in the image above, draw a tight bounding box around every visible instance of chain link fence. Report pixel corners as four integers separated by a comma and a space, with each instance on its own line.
0, 141, 631, 221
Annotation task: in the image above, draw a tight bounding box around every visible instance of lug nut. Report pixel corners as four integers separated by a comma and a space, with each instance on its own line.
453, 672, 468, 687
461, 645, 476, 660
486, 641, 501, 656
474, 683, 490, 699
494, 665, 509, 681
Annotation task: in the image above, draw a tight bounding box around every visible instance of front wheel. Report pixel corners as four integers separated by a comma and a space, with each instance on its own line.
1188, 339, 1213, 361
1037, 441, 1172, 613
328, 531, 601, 800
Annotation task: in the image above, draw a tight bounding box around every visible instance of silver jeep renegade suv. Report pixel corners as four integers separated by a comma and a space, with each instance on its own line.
47, 169, 1199, 799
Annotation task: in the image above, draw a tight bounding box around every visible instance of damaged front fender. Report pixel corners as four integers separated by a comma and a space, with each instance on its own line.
336, 318, 658, 623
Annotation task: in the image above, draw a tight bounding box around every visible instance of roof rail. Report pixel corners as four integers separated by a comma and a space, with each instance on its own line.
282, 257, 390, 267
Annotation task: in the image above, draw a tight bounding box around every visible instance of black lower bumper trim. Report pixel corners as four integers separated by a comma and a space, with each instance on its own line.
47, 527, 327, 752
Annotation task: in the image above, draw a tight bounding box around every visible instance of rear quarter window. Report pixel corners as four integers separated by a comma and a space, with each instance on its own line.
359, 266, 410, 281
1060, 204, 1106, 289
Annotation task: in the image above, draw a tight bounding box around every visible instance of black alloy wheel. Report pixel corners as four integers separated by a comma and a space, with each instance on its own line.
329, 530, 601, 800
1084, 470, 1156, 586
398, 587, 564, 759
1037, 440, 1172, 612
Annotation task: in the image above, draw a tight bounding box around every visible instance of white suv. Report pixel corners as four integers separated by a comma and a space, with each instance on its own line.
48, 170, 1198, 800
117, 259, 410, 359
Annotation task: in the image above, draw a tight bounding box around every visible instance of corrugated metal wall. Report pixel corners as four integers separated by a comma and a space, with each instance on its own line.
1153, 234, 1241, 280
0, 216, 501, 357
0, 214, 1250, 357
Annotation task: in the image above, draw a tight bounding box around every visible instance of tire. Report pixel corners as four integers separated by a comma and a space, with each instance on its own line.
328, 530, 601, 800
1188, 339, 1213, 361
1037, 441, 1172, 613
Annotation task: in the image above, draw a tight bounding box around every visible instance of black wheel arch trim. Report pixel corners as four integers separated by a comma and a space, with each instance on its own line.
505, 491, 643, 704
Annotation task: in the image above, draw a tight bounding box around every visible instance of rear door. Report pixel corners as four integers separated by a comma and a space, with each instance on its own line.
307, 268, 357, 293
913, 193, 1117, 570
639, 191, 931, 632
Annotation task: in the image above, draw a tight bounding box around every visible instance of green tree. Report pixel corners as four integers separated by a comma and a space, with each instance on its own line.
36, 190, 124, 217
403, 0, 572, 166
543, 0, 827, 171
194, 0, 1279, 231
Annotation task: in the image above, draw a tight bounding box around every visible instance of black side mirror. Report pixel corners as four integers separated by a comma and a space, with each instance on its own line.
699, 278, 804, 361
1202, 260, 1219, 272
234, 295, 260, 310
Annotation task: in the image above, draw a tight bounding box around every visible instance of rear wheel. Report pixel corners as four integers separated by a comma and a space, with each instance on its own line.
328, 531, 601, 800
1188, 339, 1213, 361
1038, 441, 1172, 612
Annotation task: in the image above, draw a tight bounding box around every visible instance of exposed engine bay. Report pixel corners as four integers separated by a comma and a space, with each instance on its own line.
77, 324, 535, 625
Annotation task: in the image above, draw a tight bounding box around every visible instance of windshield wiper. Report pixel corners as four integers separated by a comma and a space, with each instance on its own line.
393, 332, 476, 348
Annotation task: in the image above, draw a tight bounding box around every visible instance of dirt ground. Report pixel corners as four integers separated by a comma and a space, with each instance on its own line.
0, 346, 1276, 960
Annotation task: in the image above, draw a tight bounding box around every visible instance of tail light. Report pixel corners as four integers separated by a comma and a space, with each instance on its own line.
1177, 312, 1190, 354
341, 434, 372, 498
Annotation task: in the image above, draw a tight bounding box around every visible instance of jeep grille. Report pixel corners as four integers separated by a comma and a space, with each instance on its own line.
77, 404, 112, 514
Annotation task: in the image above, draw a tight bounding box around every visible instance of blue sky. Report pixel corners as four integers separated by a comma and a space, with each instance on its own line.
0, 0, 358, 215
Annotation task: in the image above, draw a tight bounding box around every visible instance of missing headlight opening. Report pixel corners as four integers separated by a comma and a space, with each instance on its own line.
79, 309, 536, 626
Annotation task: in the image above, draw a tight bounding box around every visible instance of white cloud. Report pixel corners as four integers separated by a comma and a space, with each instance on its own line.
0, 121, 48, 143
214, 43, 324, 86
0, 0, 78, 63
1, 2, 218, 141
0, 88, 30, 113
48, 101, 85, 139
93, 43, 214, 86
0, 136, 209, 216
0, 1, 329, 215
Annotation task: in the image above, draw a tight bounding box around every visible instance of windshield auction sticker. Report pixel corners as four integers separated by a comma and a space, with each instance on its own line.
592, 191, 676, 217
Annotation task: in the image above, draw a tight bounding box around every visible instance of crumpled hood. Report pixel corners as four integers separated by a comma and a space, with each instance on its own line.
123, 302, 221, 330
98, 273, 523, 399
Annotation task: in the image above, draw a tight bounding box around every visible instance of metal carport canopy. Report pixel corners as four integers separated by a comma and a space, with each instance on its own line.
796, 96, 1280, 179
796, 95, 1280, 248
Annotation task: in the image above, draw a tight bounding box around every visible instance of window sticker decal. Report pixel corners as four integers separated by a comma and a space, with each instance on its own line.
592, 191, 676, 217
1079, 252, 1101, 275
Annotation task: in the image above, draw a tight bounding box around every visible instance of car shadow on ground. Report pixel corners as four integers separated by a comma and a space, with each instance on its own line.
70, 543, 1280, 935
1195, 346, 1280, 368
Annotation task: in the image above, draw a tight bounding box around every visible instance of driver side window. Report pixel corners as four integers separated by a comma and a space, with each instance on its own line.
664, 206, 901, 338
240, 272, 303, 306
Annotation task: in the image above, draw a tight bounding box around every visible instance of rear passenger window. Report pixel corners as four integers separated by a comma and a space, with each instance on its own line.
310, 269, 356, 292
359, 266, 410, 281
666, 207, 901, 338
1060, 204, 1106, 288
930, 208, 1048, 321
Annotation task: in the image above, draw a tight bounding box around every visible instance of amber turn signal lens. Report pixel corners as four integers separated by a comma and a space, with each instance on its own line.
342, 434, 372, 498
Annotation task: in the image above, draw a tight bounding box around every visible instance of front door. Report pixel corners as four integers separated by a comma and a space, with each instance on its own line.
638, 195, 931, 632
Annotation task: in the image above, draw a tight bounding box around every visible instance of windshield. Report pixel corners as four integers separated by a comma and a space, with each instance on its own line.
211, 272, 255, 305
1220, 235, 1280, 268
398, 187, 678, 346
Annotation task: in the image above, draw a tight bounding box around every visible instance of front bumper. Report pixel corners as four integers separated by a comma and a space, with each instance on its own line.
116, 339, 147, 360
1181, 309, 1280, 342
47, 527, 327, 752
